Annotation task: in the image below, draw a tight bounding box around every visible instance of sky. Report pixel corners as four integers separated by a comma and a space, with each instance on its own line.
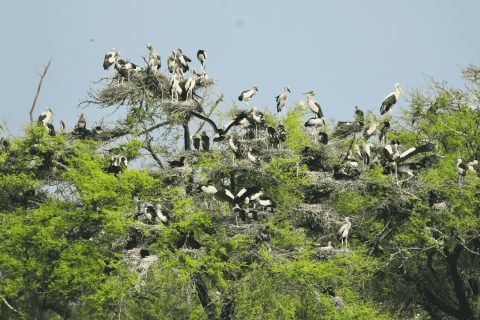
1, 0, 479, 159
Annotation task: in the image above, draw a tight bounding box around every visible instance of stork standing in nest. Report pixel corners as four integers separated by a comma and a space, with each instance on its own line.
146, 43, 161, 73
185, 69, 197, 101
176, 48, 191, 73
167, 50, 176, 79
197, 50, 207, 74
37, 107, 54, 128
103, 48, 116, 77
303, 91, 324, 119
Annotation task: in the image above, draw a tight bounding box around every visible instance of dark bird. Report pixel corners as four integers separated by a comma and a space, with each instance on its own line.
145, 201, 169, 224
167, 156, 186, 168
318, 132, 329, 145
46, 123, 55, 137
191, 112, 247, 142
354, 106, 364, 126
378, 121, 390, 145
103, 48, 116, 77
176, 230, 201, 249
275, 86, 290, 117
140, 249, 149, 258
197, 50, 207, 74
267, 126, 279, 148
114, 52, 142, 83
277, 121, 287, 143
200, 131, 210, 151
167, 50, 176, 79
108, 155, 128, 175
213, 189, 235, 208
393, 142, 435, 164
456, 157, 467, 183
338, 217, 351, 249
176, 47, 191, 73
238, 86, 259, 110
303, 91, 324, 118
192, 134, 201, 150
226, 134, 245, 165
380, 83, 405, 116
92, 126, 103, 134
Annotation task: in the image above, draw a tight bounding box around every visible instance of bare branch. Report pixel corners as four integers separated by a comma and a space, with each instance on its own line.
2, 297, 23, 316
192, 94, 224, 137
144, 136, 164, 169
30, 57, 53, 123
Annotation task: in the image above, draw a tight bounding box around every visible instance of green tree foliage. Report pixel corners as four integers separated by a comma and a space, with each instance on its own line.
1, 58, 479, 319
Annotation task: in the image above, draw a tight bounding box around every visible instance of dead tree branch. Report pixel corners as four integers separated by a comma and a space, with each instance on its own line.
30, 57, 53, 123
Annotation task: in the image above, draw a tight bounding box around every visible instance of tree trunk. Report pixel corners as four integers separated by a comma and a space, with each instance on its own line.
183, 123, 191, 151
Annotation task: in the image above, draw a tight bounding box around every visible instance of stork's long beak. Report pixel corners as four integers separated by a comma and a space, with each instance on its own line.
288, 88, 291, 93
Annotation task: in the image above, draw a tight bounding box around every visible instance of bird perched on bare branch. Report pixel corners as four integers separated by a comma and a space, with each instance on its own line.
103, 48, 116, 77
197, 50, 207, 74
238, 86, 259, 110
380, 83, 405, 116
37, 107, 54, 128
185, 69, 197, 100
176, 48, 191, 73
338, 217, 351, 249
146, 43, 161, 71
275, 86, 290, 118
167, 50, 176, 79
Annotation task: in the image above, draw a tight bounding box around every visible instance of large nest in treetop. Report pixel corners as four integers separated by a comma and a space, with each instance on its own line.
83, 70, 215, 109
161, 99, 203, 125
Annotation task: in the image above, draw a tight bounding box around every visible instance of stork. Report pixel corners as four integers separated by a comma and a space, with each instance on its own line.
114, 52, 142, 83
185, 69, 197, 100
226, 134, 244, 165
170, 76, 182, 102
213, 189, 235, 209
238, 117, 251, 139
337, 217, 351, 250
378, 121, 390, 146
167, 156, 186, 168
354, 106, 364, 126
314, 241, 335, 251
275, 86, 290, 118
305, 117, 325, 140
190, 112, 247, 142
363, 114, 379, 142
77, 112, 87, 130
176, 48, 191, 73
266, 126, 278, 149
108, 155, 128, 175
37, 107, 54, 128
146, 43, 161, 72
147, 56, 161, 75
238, 86, 258, 110
192, 134, 201, 150
467, 160, 478, 172
251, 107, 265, 137
303, 91, 324, 119
255, 197, 276, 212
196, 184, 217, 207
201, 131, 210, 151
167, 50, 176, 79
277, 121, 287, 148
197, 50, 207, 74
318, 132, 329, 145
247, 147, 259, 164
235, 186, 264, 205
380, 83, 405, 117
456, 158, 467, 183
103, 48, 116, 77
56, 120, 72, 135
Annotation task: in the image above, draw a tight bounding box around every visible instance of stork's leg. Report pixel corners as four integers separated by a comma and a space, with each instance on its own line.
346, 237, 348, 250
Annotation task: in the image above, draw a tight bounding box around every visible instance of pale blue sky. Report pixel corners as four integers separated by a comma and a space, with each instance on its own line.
1, 0, 478, 148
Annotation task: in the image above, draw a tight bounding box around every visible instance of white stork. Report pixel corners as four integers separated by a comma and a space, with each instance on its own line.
185, 69, 197, 100
337, 217, 351, 250
176, 48, 191, 73
467, 160, 478, 172
77, 112, 87, 129
146, 43, 161, 71
456, 158, 467, 183
380, 83, 405, 117
304, 117, 325, 140
238, 86, 259, 110
197, 50, 207, 74
167, 50, 176, 79
103, 48, 116, 77
37, 107, 54, 128
303, 91, 324, 119
275, 86, 290, 118
170, 76, 182, 102
363, 114, 379, 142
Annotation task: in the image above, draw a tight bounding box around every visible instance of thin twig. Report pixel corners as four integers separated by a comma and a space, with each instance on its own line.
30, 57, 53, 123
440, 121, 468, 138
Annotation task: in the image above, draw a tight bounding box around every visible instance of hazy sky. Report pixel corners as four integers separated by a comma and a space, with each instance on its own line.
1, 0, 478, 154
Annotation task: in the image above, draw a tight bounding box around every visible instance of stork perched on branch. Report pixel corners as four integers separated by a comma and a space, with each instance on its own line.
275, 86, 290, 118
303, 91, 324, 119
305, 117, 325, 140
456, 158, 467, 183
354, 106, 364, 126
176, 48, 191, 73
37, 107, 54, 128
146, 43, 161, 74
190, 112, 247, 142
238, 86, 258, 110
378, 121, 390, 145
167, 50, 176, 79
380, 83, 405, 116
103, 48, 116, 77
338, 217, 351, 250
197, 50, 207, 74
